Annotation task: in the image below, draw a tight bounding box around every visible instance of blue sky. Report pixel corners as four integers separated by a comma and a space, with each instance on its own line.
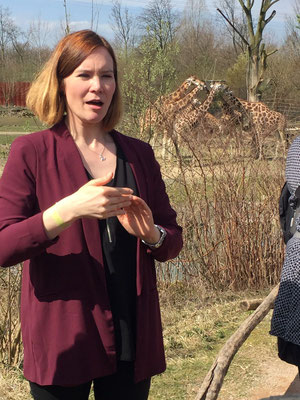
2, 0, 298, 47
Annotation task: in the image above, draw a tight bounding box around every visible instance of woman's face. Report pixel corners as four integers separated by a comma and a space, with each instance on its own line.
63, 46, 116, 131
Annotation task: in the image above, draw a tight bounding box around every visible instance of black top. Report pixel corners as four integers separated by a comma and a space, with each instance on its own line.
278, 337, 300, 367
86, 142, 138, 361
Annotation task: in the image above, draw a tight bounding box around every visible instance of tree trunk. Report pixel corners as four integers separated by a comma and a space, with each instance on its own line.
239, 298, 273, 310
247, 52, 261, 102
195, 284, 279, 400
218, 0, 279, 101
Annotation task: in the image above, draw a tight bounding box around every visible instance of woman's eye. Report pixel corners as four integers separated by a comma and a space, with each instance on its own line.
78, 73, 89, 78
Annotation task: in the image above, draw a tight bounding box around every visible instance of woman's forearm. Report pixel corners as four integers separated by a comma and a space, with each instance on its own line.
42, 196, 77, 239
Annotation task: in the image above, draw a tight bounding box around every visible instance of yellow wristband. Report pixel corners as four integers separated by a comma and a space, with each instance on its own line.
51, 206, 66, 228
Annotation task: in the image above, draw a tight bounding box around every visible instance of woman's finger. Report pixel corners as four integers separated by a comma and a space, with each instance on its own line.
83, 172, 114, 187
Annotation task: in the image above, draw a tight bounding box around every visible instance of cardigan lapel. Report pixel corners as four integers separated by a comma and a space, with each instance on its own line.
112, 131, 150, 296
112, 131, 149, 202
55, 121, 103, 265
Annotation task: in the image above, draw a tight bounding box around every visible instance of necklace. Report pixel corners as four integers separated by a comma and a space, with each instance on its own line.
99, 145, 106, 162
87, 139, 107, 162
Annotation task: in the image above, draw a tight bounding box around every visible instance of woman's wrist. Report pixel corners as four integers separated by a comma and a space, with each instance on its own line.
55, 195, 80, 224
142, 225, 167, 249
142, 225, 160, 244
42, 196, 78, 239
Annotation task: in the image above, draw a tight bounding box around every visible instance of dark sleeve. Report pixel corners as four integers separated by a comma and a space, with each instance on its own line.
142, 145, 183, 262
0, 136, 57, 267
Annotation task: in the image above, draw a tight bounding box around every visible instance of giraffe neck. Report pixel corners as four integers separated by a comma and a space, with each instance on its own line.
187, 86, 219, 121
199, 87, 218, 114
174, 87, 220, 133
223, 91, 250, 118
169, 85, 200, 114
163, 80, 190, 104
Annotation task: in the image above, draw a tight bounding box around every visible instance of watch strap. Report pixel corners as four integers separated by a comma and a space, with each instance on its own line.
142, 224, 167, 249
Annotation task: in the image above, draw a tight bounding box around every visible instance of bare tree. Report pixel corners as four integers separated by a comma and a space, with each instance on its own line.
0, 6, 21, 62
181, 0, 206, 33
27, 17, 51, 67
110, 0, 136, 61
218, 0, 279, 101
139, 0, 179, 50
90, 0, 100, 32
177, 0, 223, 80
216, 0, 248, 55
63, 0, 70, 35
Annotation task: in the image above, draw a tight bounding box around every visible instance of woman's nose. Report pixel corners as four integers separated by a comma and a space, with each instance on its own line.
91, 76, 102, 92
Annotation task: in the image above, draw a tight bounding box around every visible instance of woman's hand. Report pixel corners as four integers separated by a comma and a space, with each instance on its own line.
117, 196, 161, 244
69, 173, 133, 220
43, 173, 133, 239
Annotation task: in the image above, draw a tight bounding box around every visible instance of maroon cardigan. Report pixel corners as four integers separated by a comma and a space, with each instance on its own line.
0, 121, 183, 385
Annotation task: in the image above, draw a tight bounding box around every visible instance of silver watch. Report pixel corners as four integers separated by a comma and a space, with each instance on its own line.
142, 224, 167, 249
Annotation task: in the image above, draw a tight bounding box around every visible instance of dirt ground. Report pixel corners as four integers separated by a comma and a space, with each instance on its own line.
248, 357, 300, 400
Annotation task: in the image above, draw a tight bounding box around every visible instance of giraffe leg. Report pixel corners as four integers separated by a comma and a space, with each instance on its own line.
167, 137, 173, 160
251, 129, 261, 159
258, 134, 264, 160
279, 128, 287, 156
162, 132, 167, 160
162, 127, 173, 160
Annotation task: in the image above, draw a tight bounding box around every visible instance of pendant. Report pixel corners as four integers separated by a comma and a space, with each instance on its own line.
99, 154, 106, 161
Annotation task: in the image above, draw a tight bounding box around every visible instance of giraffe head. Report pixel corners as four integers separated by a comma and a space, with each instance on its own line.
186, 76, 207, 91
208, 81, 228, 93
192, 98, 201, 105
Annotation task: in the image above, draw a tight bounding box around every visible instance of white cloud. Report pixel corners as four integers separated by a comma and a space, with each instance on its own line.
69, 20, 91, 29
70, 0, 187, 10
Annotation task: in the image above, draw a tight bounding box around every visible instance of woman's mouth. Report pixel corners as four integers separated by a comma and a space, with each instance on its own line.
86, 100, 104, 108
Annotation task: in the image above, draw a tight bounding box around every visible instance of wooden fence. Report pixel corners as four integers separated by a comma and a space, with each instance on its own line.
0, 82, 31, 107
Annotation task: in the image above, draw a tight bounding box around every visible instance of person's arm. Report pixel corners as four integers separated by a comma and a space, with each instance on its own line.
117, 196, 161, 243
42, 173, 133, 239
118, 144, 183, 262
0, 137, 132, 266
0, 137, 55, 267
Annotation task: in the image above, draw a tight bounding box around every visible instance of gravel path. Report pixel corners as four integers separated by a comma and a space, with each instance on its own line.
248, 358, 300, 399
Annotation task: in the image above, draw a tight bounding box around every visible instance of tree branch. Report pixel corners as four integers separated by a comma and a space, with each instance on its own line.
238, 0, 255, 40
265, 9, 276, 25
238, 0, 249, 14
266, 48, 278, 57
216, 8, 250, 47
269, 0, 280, 7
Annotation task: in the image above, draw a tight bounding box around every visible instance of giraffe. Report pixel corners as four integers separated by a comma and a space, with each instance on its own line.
139, 76, 206, 144
201, 112, 223, 135
220, 87, 287, 158
172, 82, 227, 141
219, 99, 250, 133
140, 76, 207, 159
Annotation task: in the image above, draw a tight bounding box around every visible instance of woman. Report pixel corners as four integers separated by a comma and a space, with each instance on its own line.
0, 30, 183, 400
270, 135, 300, 374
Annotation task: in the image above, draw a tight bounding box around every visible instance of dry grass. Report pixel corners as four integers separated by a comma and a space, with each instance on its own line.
149, 283, 277, 399
154, 130, 289, 290
0, 367, 29, 400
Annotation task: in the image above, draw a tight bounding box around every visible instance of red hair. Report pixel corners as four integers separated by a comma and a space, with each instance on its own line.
26, 30, 122, 130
